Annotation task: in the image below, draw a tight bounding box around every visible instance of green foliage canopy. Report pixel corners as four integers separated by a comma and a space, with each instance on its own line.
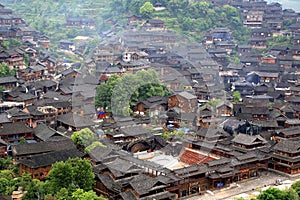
95, 70, 170, 116
72, 189, 104, 200
71, 128, 98, 147
233, 91, 241, 103
257, 187, 298, 200
140, 2, 154, 18
0, 62, 16, 77
45, 158, 95, 195
292, 179, 300, 198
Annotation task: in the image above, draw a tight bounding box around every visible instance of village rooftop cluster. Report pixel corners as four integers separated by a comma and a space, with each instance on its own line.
1, 0, 300, 199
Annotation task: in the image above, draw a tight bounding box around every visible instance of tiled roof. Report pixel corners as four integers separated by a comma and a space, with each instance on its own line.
180, 149, 215, 165
0, 122, 32, 135
18, 148, 84, 168
34, 123, 64, 141
12, 138, 75, 156
0, 76, 18, 84
177, 91, 197, 100
232, 134, 267, 146
57, 113, 95, 128
273, 140, 300, 154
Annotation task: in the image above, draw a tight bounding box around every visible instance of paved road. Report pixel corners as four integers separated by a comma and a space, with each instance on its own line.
187, 171, 293, 200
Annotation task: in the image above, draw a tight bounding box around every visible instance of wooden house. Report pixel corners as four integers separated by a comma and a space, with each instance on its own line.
195, 127, 228, 142
168, 91, 197, 113
39, 55, 57, 75
197, 104, 216, 128
231, 134, 268, 152
144, 19, 165, 29
134, 96, 168, 117
236, 45, 252, 54
246, 71, 279, 83
56, 113, 95, 131
93, 157, 176, 199
61, 68, 81, 79
19, 148, 84, 180
0, 49, 25, 70
248, 37, 267, 49
275, 127, 300, 139
95, 61, 122, 81
266, 21, 283, 31
33, 123, 65, 142
211, 27, 232, 42
233, 95, 272, 120
0, 8, 12, 15
106, 125, 152, 144
15, 26, 38, 41
0, 122, 33, 143
17, 67, 42, 82
251, 28, 272, 38
244, 10, 264, 28
261, 55, 277, 64
10, 137, 75, 159
216, 101, 233, 117
206, 152, 268, 190
291, 35, 300, 46
5, 107, 32, 124
59, 40, 75, 51
127, 15, 144, 24
283, 9, 299, 21
290, 45, 300, 59
66, 17, 95, 28
93, 47, 121, 64
0, 76, 18, 90
270, 46, 289, 56
38, 35, 50, 49
172, 165, 209, 197
289, 22, 300, 35
0, 26, 15, 38
270, 140, 300, 175
3, 91, 37, 106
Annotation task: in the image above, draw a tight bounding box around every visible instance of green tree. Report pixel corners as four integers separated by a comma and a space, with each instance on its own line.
0, 177, 9, 194
181, 17, 193, 31
292, 180, 300, 197
128, 0, 147, 14
71, 128, 97, 147
110, 69, 170, 116
23, 53, 30, 67
95, 70, 170, 116
233, 91, 241, 103
19, 137, 26, 144
7, 38, 22, 48
72, 189, 101, 200
2, 40, 9, 50
0, 169, 15, 181
55, 188, 70, 200
45, 161, 74, 194
257, 187, 297, 200
223, 5, 238, 17
208, 99, 222, 107
0, 62, 16, 77
23, 178, 45, 200
45, 158, 95, 195
139, 2, 154, 18
71, 158, 95, 191
0, 157, 12, 170
167, 0, 189, 13
85, 141, 106, 153
95, 74, 120, 111
282, 188, 298, 200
